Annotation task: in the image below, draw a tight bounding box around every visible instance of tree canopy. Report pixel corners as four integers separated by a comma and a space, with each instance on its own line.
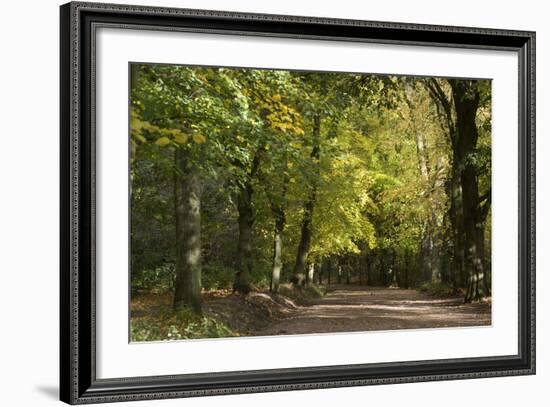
130, 64, 492, 319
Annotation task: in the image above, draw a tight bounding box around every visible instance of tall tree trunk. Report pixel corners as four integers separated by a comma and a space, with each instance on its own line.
425, 79, 465, 288
173, 149, 202, 313
269, 160, 289, 293
380, 253, 386, 286
414, 123, 440, 283
293, 114, 321, 286
448, 164, 466, 288
366, 251, 373, 286
233, 148, 263, 294
450, 80, 488, 303
461, 165, 486, 302
429, 158, 446, 282
359, 244, 368, 285
306, 263, 315, 286
403, 250, 410, 289
234, 185, 254, 294
395, 254, 400, 287
270, 209, 285, 293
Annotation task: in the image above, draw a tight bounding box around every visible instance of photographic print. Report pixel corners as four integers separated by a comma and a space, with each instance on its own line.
129, 64, 492, 342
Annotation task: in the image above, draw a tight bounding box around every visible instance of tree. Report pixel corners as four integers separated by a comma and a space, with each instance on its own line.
425, 78, 491, 301
228, 69, 305, 293
130, 65, 252, 310
172, 150, 202, 312
449, 79, 491, 302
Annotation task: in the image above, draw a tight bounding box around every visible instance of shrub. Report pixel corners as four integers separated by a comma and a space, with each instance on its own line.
201, 263, 237, 290
131, 263, 175, 293
130, 306, 235, 342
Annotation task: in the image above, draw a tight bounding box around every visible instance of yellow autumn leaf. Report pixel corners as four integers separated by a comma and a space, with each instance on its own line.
155, 137, 171, 147
130, 116, 142, 131
192, 134, 206, 144
133, 133, 146, 143
173, 134, 189, 144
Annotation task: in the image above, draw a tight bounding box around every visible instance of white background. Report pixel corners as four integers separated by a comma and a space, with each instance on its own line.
97, 28, 518, 378
0, 0, 546, 406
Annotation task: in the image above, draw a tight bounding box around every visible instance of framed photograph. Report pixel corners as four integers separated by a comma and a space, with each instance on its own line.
60, 1, 535, 404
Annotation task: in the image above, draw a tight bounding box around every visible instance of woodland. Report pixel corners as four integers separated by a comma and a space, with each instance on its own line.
129, 64, 492, 341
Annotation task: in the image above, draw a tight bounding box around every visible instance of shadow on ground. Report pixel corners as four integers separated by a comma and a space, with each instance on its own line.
251, 285, 491, 336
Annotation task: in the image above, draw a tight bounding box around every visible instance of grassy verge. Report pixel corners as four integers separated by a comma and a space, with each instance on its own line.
130, 306, 236, 342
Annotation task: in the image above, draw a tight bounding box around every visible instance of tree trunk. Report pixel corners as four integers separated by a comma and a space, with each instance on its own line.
448, 165, 466, 288
380, 254, 387, 286
234, 185, 254, 294
292, 114, 321, 286
461, 164, 486, 302
366, 252, 373, 286
403, 250, 410, 289
424, 79, 466, 287
395, 255, 400, 287
414, 124, 441, 283
173, 149, 202, 313
450, 80, 488, 302
233, 148, 263, 294
269, 163, 289, 293
360, 243, 369, 286
270, 219, 283, 293
306, 263, 315, 286
420, 234, 433, 282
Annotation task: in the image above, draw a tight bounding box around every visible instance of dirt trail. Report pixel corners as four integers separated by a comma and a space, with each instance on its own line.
250, 285, 491, 336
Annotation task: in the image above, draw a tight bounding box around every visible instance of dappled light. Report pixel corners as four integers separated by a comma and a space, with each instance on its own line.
129, 64, 491, 341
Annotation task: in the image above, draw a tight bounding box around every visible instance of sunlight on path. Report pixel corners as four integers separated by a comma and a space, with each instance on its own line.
252, 285, 491, 336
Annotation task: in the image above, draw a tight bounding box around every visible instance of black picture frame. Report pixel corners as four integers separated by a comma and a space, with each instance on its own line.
60, 1, 536, 404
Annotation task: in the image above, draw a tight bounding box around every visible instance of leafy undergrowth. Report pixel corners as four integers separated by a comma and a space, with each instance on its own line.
130, 291, 237, 342
130, 285, 326, 342
131, 305, 236, 342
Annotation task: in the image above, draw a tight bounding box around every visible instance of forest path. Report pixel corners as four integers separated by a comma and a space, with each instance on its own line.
251, 285, 491, 336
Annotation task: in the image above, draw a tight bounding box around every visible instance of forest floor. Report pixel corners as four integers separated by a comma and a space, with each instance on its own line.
248, 285, 491, 336
131, 285, 491, 341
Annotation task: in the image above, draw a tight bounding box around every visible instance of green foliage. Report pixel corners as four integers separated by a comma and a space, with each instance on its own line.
132, 264, 174, 292
130, 306, 235, 342
201, 263, 237, 290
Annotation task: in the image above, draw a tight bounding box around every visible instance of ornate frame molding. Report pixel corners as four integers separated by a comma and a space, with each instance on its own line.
60, 2, 535, 404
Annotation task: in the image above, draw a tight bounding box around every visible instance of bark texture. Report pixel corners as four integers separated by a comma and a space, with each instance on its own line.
270, 209, 285, 293
233, 148, 263, 294
173, 149, 202, 313
450, 80, 489, 302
